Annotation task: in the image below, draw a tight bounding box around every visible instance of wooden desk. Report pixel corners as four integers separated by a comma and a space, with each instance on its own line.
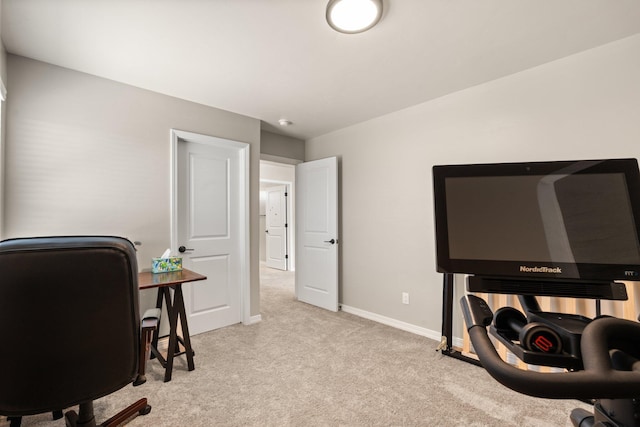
138, 269, 206, 382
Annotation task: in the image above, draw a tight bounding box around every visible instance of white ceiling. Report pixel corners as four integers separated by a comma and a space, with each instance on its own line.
2, 0, 640, 141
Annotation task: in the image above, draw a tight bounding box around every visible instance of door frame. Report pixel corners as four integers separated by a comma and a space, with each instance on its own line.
170, 129, 251, 325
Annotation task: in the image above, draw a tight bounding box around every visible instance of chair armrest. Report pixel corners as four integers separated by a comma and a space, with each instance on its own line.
133, 309, 161, 386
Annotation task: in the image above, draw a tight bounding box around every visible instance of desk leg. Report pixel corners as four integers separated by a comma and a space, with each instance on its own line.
150, 288, 164, 360
174, 285, 195, 371
163, 286, 178, 382
148, 283, 196, 382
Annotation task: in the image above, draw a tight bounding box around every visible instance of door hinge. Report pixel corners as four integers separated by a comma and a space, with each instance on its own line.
285, 254, 289, 259
285, 192, 288, 197
285, 223, 288, 228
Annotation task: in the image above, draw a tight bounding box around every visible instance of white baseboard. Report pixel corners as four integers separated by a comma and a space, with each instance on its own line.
340, 304, 444, 343
245, 314, 262, 325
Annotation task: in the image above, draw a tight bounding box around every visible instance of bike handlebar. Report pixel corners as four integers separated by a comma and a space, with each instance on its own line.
461, 295, 640, 399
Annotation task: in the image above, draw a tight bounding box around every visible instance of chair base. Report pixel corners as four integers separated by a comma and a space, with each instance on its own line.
7, 410, 63, 427
64, 398, 151, 427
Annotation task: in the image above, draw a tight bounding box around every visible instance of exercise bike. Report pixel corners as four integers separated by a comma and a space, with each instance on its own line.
461, 291, 640, 427
431, 158, 640, 426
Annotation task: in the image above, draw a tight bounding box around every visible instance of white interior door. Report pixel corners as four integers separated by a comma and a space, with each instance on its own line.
295, 157, 339, 312
265, 185, 288, 270
174, 131, 246, 335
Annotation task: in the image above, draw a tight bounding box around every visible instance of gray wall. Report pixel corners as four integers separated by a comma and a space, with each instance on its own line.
261, 130, 304, 161
4, 55, 262, 317
0, 8, 7, 240
0, 5, 6, 81
306, 35, 640, 339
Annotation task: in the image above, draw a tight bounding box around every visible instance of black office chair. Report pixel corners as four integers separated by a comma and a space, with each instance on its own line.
0, 236, 157, 427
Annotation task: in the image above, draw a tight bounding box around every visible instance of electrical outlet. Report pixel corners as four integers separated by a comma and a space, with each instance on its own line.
402, 292, 409, 304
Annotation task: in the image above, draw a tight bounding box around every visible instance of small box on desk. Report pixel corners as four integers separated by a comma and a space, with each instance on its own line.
151, 257, 183, 273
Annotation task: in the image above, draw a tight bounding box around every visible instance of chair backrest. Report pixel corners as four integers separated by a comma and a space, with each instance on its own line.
0, 236, 140, 417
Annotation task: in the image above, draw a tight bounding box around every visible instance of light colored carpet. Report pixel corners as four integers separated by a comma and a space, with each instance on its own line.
3, 265, 590, 426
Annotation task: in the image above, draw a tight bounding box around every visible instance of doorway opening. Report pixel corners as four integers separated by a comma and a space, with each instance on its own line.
259, 156, 339, 312
259, 160, 297, 271
260, 159, 297, 299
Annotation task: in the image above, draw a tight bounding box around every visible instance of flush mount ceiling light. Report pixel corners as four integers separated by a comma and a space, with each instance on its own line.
326, 0, 383, 34
278, 119, 293, 126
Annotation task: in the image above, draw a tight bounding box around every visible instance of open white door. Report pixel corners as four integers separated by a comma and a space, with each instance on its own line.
265, 185, 288, 270
295, 157, 339, 312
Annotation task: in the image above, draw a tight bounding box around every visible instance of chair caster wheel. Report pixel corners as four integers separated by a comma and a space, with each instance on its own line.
139, 404, 152, 416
